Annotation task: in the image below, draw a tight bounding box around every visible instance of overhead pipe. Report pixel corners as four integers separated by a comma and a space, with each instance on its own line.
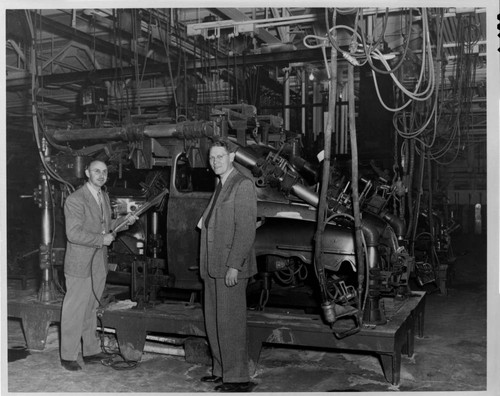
48, 121, 218, 143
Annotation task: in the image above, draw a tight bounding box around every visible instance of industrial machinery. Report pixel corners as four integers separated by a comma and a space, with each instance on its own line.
29, 104, 417, 338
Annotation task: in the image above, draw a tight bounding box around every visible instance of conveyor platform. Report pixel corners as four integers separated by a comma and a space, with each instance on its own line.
7, 290, 425, 385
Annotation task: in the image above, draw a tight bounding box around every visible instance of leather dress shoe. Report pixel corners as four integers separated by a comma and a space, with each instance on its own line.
200, 375, 223, 383
61, 359, 82, 371
215, 382, 256, 392
83, 352, 109, 364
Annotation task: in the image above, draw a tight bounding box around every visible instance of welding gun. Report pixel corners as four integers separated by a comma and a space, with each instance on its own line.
111, 188, 169, 236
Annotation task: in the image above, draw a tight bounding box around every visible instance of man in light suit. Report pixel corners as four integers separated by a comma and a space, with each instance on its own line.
199, 139, 258, 392
60, 160, 134, 371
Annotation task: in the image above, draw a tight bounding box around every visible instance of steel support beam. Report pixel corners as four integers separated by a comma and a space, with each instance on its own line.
8, 48, 328, 90
29, 11, 164, 68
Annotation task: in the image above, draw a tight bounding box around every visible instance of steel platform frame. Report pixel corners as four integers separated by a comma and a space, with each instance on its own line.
7, 291, 425, 385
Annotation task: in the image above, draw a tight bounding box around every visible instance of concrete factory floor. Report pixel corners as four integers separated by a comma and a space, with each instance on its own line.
3, 233, 496, 394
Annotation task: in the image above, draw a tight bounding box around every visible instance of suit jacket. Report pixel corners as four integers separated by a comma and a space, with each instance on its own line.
200, 168, 257, 280
64, 184, 118, 278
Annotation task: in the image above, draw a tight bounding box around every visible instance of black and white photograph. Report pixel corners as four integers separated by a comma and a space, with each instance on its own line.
2, 3, 499, 394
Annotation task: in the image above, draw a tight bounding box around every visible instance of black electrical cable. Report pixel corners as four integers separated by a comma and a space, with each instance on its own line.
132, 10, 142, 115
409, 143, 426, 255
156, 9, 178, 113
347, 63, 365, 324
139, 12, 153, 88
68, 189, 167, 371
313, 8, 337, 306
89, 242, 139, 370
365, 8, 413, 75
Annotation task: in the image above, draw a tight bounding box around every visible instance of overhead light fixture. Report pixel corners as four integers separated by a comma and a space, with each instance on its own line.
309, 71, 315, 81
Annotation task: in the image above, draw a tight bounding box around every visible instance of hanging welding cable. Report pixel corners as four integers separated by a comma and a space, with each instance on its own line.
215, 34, 222, 104
180, 26, 192, 120
204, 31, 211, 113
139, 12, 153, 91
303, 8, 368, 80
344, 7, 390, 66
173, 10, 188, 122
404, 138, 416, 240
233, 37, 239, 104
226, 38, 231, 103
248, 66, 260, 107
36, 13, 66, 298
372, 8, 435, 114
401, 9, 444, 147
89, 13, 104, 128
311, 9, 359, 339
414, 10, 449, 155
113, 9, 131, 120
324, 8, 368, 67
156, 9, 178, 119
364, 8, 410, 75
408, 140, 427, 256
24, 11, 75, 195
346, 38, 366, 333
392, 131, 407, 221
111, 9, 121, 124
303, 33, 331, 81
208, 37, 216, 109
331, 26, 367, 66
393, 12, 444, 177
131, 9, 142, 115
426, 13, 480, 165
337, 7, 367, 328
313, 8, 338, 329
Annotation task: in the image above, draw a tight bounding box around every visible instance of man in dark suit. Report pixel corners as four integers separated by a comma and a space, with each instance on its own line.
199, 139, 258, 392
60, 160, 134, 371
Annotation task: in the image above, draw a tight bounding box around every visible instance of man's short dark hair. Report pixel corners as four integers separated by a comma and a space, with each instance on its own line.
209, 138, 233, 153
86, 159, 107, 170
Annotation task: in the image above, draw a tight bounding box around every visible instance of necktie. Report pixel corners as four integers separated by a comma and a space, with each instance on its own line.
204, 182, 222, 228
97, 190, 104, 217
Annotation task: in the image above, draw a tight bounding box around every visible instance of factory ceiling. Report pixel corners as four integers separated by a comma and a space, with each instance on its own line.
5, 7, 489, 133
